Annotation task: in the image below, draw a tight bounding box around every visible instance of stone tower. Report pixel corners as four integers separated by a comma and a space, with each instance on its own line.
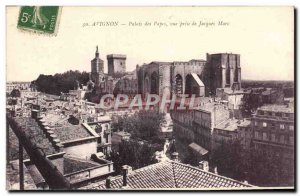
107, 54, 126, 77
91, 46, 105, 86
206, 53, 241, 95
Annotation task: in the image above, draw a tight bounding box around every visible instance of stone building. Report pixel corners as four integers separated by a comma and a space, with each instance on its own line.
89, 47, 137, 97
206, 53, 241, 93
251, 104, 294, 160
171, 98, 231, 153
211, 118, 252, 150
237, 119, 252, 149
107, 54, 126, 77
137, 60, 206, 98
91, 46, 105, 88
137, 53, 242, 98
212, 119, 240, 150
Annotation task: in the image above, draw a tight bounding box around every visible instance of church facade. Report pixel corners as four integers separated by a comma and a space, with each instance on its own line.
87, 47, 241, 101
136, 53, 241, 98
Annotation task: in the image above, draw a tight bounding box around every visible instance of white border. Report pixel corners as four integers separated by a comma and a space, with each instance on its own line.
1, 1, 298, 196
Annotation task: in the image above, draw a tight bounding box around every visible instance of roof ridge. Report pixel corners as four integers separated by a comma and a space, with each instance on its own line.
170, 161, 179, 188
170, 161, 253, 187
128, 161, 169, 175
64, 155, 101, 166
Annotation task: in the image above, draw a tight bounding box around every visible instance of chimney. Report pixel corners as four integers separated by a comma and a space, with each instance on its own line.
171, 152, 179, 162
122, 165, 132, 187
105, 177, 111, 188
214, 167, 218, 174
199, 161, 209, 172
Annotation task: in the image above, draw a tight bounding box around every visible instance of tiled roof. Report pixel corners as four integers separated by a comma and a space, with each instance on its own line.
174, 162, 247, 188
14, 118, 57, 156
80, 161, 253, 190
64, 156, 101, 175
41, 113, 69, 127
54, 125, 92, 143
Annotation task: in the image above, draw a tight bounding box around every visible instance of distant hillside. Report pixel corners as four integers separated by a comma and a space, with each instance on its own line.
32, 70, 89, 95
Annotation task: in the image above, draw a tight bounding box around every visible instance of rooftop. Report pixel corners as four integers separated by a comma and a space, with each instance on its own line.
80, 160, 252, 190
218, 87, 245, 95
41, 113, 69, 127
63, 156, 101, 175
14, 118, 57, 155
189, 143, 208, 156
194, 101, 230, 125
258, 104, 294, 114
107, 54, 126, 58
54, 125, 93, 143
237, 119, 251, 127
215, 119, 239, 132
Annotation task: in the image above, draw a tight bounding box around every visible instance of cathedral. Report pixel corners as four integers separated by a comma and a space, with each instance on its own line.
87, 46, 138, 98
86, 47, 241, 101
137, 53, 241, 98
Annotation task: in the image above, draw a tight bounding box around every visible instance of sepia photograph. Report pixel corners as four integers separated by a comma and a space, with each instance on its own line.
5, 6, 295, 191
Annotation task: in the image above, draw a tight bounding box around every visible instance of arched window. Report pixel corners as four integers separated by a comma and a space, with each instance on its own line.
175, 74, 183, 95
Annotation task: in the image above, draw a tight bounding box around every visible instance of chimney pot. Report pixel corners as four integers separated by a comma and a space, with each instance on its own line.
171, 152, 179, 161
199, 161, 209, 172
105, 177, 111, 188
214, 167, 218, 174
121, 165, 132, 187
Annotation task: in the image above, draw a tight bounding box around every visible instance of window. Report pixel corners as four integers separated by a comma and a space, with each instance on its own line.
289, 125, 294, 131
276, 112, 282, 117
271, 134, 276, 142
263, 122, 267, 127
280, 135, 285, 144
280, 124, 285, 129
254, 131, 259, 139
263, 132, 268, 141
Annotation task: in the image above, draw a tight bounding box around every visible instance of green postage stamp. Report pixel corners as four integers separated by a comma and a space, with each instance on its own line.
17, 6, 61, 35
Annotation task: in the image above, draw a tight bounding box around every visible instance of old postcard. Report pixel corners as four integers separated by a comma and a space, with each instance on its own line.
6, 6, 294, 191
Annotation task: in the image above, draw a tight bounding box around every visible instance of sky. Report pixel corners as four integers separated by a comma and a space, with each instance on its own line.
6, 6, 294, 82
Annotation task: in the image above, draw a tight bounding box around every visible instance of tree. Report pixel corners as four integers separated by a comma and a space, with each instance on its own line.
210, 140, 294, 187
240, 90, 263, 117
111, 110, 166, 146
210, 140, 248, 180
33, 70, 89, 95
10, 89, 21, 98
107, 140, 157, 174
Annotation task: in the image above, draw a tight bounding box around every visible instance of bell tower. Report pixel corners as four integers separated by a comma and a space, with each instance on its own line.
91, 46, 104, 86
